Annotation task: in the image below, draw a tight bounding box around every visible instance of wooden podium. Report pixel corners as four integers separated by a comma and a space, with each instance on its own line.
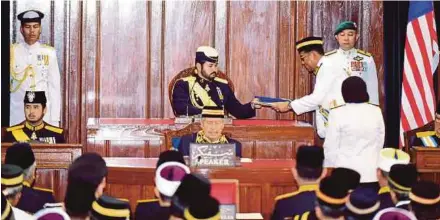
410, 147, 440, 184
1, 143, 82, 202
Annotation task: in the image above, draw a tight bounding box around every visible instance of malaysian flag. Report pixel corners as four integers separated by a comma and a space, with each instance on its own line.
400, 1, 439, 145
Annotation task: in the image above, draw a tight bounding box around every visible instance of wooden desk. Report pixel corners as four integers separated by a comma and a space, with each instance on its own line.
1, 143, 82, 202
104, 158, 296, 219
410, 147, 440, 184
87, 118, 315, 159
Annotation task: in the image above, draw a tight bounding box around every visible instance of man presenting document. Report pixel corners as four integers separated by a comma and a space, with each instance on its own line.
271, 37, 346, 138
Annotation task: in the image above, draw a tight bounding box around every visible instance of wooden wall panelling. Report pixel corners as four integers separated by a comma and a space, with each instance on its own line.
99, 0, 148, 118
228, 1, 278, 120
65, 0, 82, 143
254, 141, 294, 159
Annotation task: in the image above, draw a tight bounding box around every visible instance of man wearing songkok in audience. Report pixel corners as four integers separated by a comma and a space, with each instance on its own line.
4, 91, 65, 143
271, 146, 326, 220
178, 106, 242, 157
345, 187, 380, 220
331, 168, 361, 192
387, 164, 418, 211
5, 142, 55, 213
412, 102, 440, 147
183, 196, 220, 220
373, 207, 417, 220
325, 21, 379, 105
376, 148, 410, 211
64, 153, 107, 219
323, 76, 384, 189
135, 150, 190, 220
10, 10, 61, 126
1, 164, 33, 219
271, 37, 346, 138
90, 195, 130, 220
170, 173, 212, 219
172, 46, 258, 119
294, 176, 349, 220
409, 181, 440, 220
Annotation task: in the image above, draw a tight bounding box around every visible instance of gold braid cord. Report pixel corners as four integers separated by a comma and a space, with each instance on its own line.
10, 44, 36, 93
196, 130, 229, 144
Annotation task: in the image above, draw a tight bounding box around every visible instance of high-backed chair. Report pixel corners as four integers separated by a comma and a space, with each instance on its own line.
168, 67, 235, 116
404, 121, 435, 152
210, 179, 239, 212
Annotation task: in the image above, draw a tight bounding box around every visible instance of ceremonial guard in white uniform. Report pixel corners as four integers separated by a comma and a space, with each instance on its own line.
10, 10, 61, 126
323, 76, 385, 183
325, 21, 379, 105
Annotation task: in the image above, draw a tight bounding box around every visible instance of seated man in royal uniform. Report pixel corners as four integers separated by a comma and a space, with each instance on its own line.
178, 106, 242, 157
3, 91, 65, 143
171, 46, 259, 119
412, 102, 440, 147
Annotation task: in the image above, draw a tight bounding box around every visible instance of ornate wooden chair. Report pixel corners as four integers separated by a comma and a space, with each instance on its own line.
210, 179, 240, 212
404, 121, 435, 152
168, 67, 235, 116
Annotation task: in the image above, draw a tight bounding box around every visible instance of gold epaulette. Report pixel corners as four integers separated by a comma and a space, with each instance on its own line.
137, 199, 159, 204
275, 190, 301, 201
6, 125, 24, 132
45, 125, 63, 134
33, 186, 54, 193
357, 49, 372, 57
416, 131, 436, 138
325, 50, 337, 56
214, 77, 228, 84
378, 186, 390, 195
42, 44, 55, 50
330, 104, 345, 110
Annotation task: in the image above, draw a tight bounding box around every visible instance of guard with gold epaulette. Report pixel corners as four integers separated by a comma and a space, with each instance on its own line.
412, 102, 440, 148
171, 46, 258, 119
3, 91, 65, 144
4, 143, 56, 213
324, 21, 379, 105
10, 10, 61, 126
271, 146, 325, 220
270, 37, 347, 138
135, 150, 190, 220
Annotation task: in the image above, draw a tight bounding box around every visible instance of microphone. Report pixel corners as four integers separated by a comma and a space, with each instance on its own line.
196, 156, 202, 167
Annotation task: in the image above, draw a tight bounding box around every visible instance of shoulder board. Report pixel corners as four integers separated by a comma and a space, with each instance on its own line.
275, 190, 301, 201
378, 186, 390, 195
325, 50, 337, 56
357, 49, 371, 57
330, 104, 345, 110
6, 125, 24, 132
181, 76, 196, 82
42, 44, 55, 49
45, 125, 63, 134
214, 77, 228, 84
33, 186, 54, 193
416, 131, 436, 138
137, 198, 159, 204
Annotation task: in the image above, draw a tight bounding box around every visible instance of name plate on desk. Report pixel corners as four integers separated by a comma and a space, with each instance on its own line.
189, 143, 236, 167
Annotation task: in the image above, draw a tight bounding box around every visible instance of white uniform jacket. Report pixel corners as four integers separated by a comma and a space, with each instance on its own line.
290, 56, 347, 138
324, 48, 379, 105
323, 103, 385, 183
10, 42, 61, 126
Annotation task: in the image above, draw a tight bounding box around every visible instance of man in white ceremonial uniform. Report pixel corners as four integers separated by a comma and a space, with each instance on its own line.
323, 76, 384, 188
10, 10, 61, 126
325, 21, 379, 105
271, 37, 347, 138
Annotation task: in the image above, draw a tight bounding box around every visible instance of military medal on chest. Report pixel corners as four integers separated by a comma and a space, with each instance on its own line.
350, 56, 367, 73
